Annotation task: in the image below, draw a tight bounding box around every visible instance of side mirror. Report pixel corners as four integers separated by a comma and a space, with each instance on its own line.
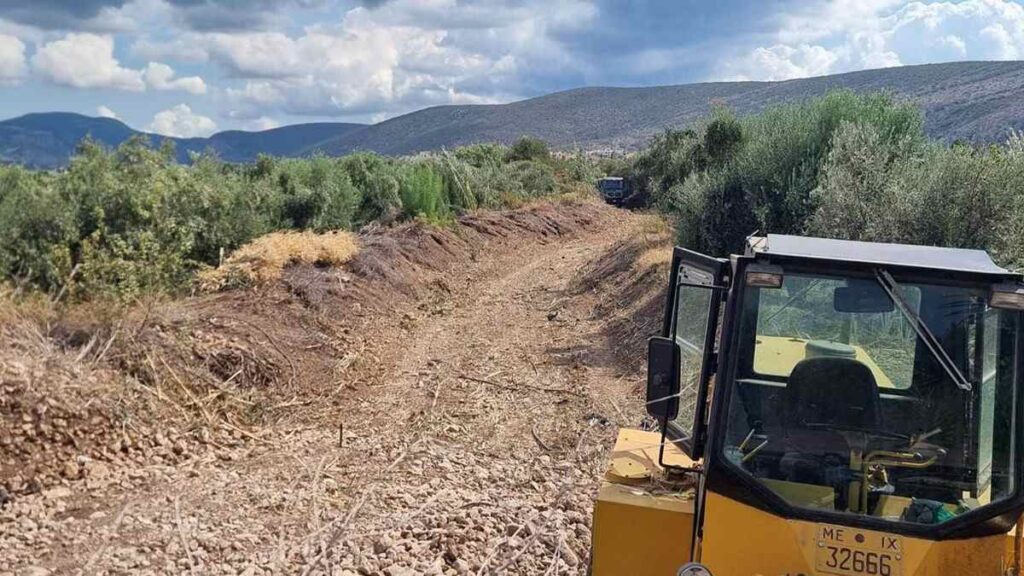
647, 336, 681, 421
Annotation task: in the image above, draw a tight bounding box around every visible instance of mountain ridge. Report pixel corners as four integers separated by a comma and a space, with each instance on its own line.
0, 115, 366, 168
4, 61, 1024, 168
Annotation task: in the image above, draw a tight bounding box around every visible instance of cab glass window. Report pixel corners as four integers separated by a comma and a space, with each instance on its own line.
724, 270, 1019, 526
671, 276, 713, 435
752, 275, 919, 390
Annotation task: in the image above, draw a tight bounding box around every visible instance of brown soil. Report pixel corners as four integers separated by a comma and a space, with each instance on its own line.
0, 198, 671, 575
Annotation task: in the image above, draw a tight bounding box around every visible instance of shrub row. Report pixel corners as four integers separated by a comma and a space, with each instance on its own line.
631, 89, 1024, 268
0, 136, 592, 301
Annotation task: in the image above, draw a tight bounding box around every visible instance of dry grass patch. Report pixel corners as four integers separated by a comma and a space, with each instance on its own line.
636, 247, 672, 272
198, 230, 359, 292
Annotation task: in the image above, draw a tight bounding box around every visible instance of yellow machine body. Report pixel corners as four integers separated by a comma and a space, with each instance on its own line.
590, 237, 1024, 575
590, 429, 696, 575
701, 491, 1014, 575
592, 428, 1023, 576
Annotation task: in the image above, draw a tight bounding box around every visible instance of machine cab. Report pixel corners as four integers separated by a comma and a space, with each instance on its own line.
596, 234, 1024, 576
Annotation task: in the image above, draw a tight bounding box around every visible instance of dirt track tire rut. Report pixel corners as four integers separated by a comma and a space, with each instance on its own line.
0, 201, 658, 576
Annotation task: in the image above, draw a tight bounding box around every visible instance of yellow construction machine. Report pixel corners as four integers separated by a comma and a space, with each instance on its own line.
590, 234, 1024, 575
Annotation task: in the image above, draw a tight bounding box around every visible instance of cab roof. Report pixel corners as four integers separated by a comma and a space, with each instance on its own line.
748, 234, 1016, 278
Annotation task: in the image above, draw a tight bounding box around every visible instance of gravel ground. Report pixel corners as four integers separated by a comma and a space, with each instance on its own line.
0, 203, 658, 575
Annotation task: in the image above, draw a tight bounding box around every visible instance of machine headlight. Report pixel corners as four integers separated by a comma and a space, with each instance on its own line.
990, 283, 1024, 310
677, 562, 714, 576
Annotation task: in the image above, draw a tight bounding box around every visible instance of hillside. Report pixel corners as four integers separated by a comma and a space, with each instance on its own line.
0, 114, 365, 168
316, 61, 1024, 155
4, 61, 1024, 168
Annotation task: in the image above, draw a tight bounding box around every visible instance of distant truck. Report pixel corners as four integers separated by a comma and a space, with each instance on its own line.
597, 177, 628, 206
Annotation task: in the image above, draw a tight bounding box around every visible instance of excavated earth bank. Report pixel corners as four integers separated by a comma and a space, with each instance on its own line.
0, 198, 673, 575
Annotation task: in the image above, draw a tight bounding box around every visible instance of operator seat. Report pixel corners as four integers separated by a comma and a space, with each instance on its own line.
786, 356, 881, 432
779, 357, 881, 493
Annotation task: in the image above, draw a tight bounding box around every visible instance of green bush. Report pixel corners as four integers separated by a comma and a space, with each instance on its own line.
464, 163, 523, 208
509, 160, 556, 197
639, 89, 1024, 273
0, 166, 75, 290
506, 136, 551, 163
454, 143, 507, 168
273, 156, 361, 231
339, 153, 402, 225
812, 121, 1020, 258
398, 162, 448, 220
639, 90, 926, 256
0, 135, 593, 301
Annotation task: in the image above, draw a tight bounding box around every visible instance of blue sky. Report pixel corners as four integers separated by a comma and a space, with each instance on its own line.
0, 0, 1022, 136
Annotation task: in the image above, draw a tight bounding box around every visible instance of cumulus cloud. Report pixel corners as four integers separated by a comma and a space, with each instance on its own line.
0, 33, 26, 85
143, 62, 207, 94
32, 33, 145, 90
13, 0, 1024, 129
31, 33, 209, 94
156, 0, 598, 120
96, 105, 120, 119
147, 103, 217, 137
244, 116, 281, 131
720, 0, 1024, 81
163, 0, 328, 31
724, 43, 840, 81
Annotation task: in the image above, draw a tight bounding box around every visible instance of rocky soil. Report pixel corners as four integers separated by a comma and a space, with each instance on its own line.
0, 198, 671, 575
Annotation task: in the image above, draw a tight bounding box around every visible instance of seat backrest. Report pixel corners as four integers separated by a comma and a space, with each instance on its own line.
785, 356, 881, 430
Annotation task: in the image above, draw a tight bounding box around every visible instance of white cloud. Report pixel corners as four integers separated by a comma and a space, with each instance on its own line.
143, 62, 207, 94
245, 116, 281, 131
724, 44, 840, 81
937, 34, 967, 55
980, 23, 1019, 59
96, 105, 120, 119
140, 0, 595, 120
718, 0, 1024, 81
148, 104, 217, 138
32, 33, 145, 91
30, 33, 208, 96
0, 34, 26, 85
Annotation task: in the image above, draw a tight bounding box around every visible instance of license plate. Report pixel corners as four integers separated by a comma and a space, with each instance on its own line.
814, 525, 902, 576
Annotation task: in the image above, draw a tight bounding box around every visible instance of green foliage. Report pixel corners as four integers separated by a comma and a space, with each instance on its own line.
454, 143, 507, 168
0, 136, 593, 301
811, 121, 1024, 266
728, 90, 922, 237
398, 162, 448, 220
509, 160, 556, 197
506, 136, 551, 163
273, 156, 361, 231
702, 108, 744, 166
638, 88, 1024, 273
637, 90, 927, 256
0, 166, 75, 289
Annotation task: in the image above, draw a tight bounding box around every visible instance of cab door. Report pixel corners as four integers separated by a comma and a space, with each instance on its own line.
654, 248, 729, 458
645, 248, 729, 567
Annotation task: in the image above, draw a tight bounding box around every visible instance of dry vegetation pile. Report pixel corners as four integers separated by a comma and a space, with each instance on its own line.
197, 230, 359, 291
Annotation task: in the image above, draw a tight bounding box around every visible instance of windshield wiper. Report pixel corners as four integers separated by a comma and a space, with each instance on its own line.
762, 279, 823, 326
875, 269, 972, 391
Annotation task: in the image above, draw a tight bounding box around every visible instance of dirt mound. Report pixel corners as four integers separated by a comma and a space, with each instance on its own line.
0, 319, 151, 497
575, 217, 674, 373
0, 198, 609, 501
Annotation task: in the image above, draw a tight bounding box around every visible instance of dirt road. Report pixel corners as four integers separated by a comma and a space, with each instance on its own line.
1, 201, 666, 575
